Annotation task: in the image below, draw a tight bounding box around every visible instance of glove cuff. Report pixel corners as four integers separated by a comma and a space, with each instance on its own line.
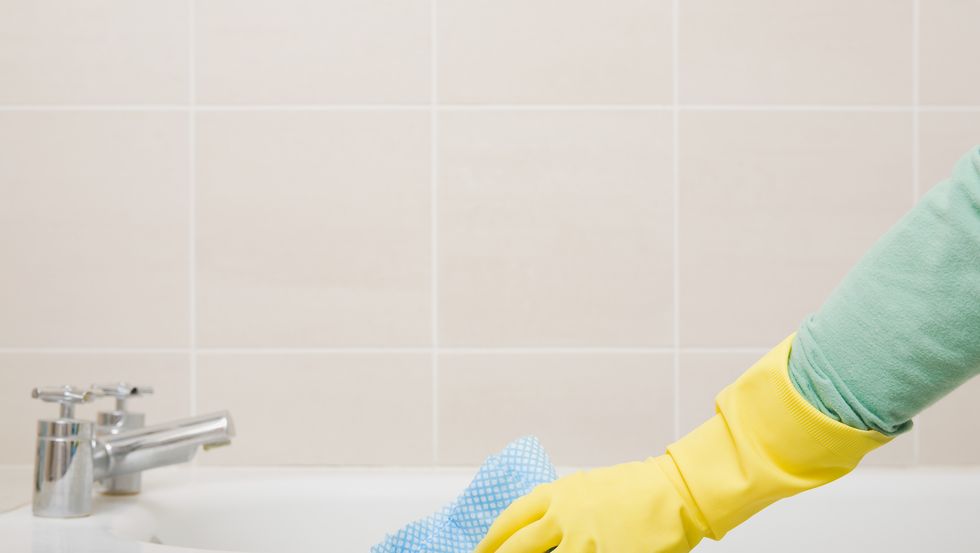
666, 334, 891, 540
769, 336, 892, 460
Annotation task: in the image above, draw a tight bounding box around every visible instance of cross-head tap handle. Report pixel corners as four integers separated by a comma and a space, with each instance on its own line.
31, 385, 96, 419
90, 382, 154, 411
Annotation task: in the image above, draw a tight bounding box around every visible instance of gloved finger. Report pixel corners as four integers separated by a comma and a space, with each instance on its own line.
474, 490, 550, 553
495, 519, 562, 553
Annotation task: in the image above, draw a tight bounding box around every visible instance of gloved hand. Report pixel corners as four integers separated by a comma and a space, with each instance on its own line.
476, 335, 891, 553
473, 458, 702, 553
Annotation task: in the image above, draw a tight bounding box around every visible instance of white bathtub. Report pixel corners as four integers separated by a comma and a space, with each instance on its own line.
1, 466, 978, 552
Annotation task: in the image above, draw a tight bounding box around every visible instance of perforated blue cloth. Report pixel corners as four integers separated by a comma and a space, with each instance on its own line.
371, 436, 557, 553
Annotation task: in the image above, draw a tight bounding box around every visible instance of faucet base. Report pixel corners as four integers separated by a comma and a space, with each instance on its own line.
96, 411, 145, 495
98, 473, 142, 496
33, 419, 94, 518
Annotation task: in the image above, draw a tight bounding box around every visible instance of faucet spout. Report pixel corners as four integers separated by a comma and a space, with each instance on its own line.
93, 411, 234, 480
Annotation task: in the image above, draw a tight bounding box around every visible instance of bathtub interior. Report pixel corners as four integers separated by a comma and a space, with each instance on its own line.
3, 466, 979, 553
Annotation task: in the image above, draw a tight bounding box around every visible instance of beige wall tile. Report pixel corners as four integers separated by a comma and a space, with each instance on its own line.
680, 0, 913, 105
0, 1, 188, 104
196, 353, 432, 465
438, 111, 673, 346
196, 0, 429, 104
4, 2, 976, 471
0, 354, 190, 465
196, 112, 430, 347
437, 353, 674, 466
679, 111, 912, 347
438, 0, 672, 104
917, 375, 980, 465
919, 112, 980, 194
678, 352, 760, 435
0, 112, 189, 347
919, 1, 980, 105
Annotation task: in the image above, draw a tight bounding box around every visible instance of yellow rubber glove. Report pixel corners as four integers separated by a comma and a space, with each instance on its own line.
475, 335, 891, 553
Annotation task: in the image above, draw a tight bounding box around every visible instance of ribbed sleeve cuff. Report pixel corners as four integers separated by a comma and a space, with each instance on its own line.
771, 335, 891, 463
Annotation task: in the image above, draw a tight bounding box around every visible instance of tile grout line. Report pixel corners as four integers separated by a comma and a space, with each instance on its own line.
430, 0, 440, 466
437, 104, 672, 111
188, 0, 198, 418
676, 104, 915, 112
671, 0, 681, 441
918, 105, 980, 112
0, 347, 770, 354
0, 348, 195, 354
911, 0, 921, 466
912, 0, 921, 204
4, 104, 980, 112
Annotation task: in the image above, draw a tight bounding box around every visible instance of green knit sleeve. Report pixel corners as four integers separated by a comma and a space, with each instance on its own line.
789, 147, 980, 435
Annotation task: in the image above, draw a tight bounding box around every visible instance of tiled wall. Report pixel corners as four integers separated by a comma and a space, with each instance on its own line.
0, 1, 978, 468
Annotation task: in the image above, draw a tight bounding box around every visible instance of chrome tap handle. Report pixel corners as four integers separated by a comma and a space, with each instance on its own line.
31, 387, 96, 517
31, 385, 95, 419
91, 382, 153, 411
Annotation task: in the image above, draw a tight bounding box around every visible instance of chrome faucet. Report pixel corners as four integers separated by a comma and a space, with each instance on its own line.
31, 385, 235, 518
91, 382, 154, 495
32, 386, 96, 519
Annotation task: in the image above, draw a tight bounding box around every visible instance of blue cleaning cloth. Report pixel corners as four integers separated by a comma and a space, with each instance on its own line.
372, 436, 557, 553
